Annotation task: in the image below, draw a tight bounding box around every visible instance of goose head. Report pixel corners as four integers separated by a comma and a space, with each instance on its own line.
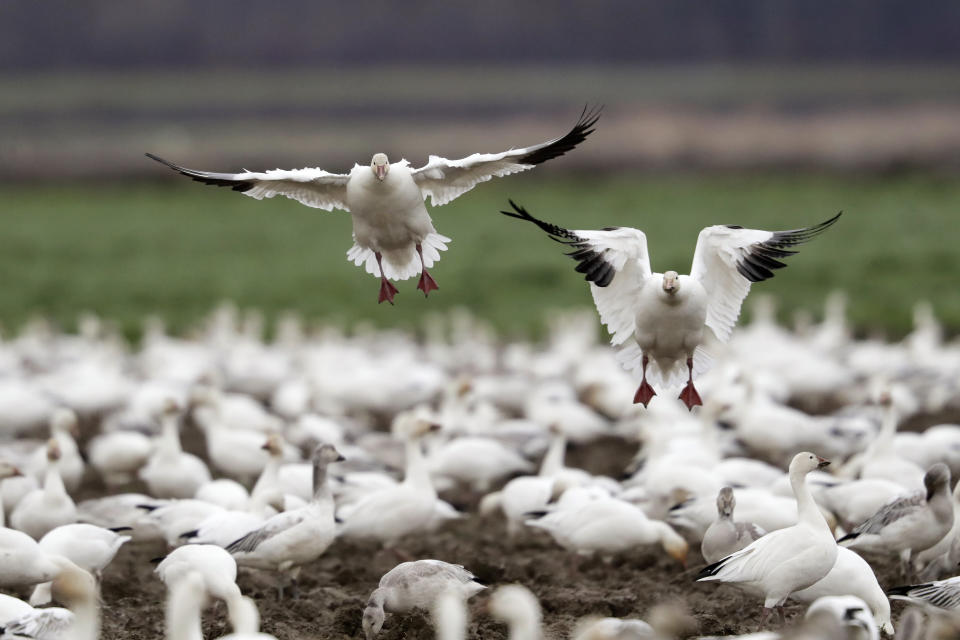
46, 438, 63, 463
924, 463, 950, 500
261, 433, 285, 457
391, 412, 442, 441
312, 442, 345, 465
716, 486, 735, 519
370, 153, 390, 181
51, 409, 79, 438
790, 451, 830, 475
362, 598, 386, 640
661, 271, 679, 296
157, 397, 182, 420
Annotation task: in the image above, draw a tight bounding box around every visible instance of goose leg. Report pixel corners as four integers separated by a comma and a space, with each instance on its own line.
678, 357, 702, 410
758, 607, 772, 630
375, 252, 399, 305
633, 355, 657, 406
415, 244, 439, 297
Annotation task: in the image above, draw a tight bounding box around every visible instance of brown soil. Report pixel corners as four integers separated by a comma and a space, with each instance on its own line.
50, 433, 914, 639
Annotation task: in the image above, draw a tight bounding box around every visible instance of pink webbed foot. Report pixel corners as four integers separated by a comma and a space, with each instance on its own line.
417, 270, 439, 297
633, 380, 657, 407
678, 382, 702, 410
378, 277, 399, 304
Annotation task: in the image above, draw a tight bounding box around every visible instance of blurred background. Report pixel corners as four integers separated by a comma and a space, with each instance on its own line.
2, 0, 960, 338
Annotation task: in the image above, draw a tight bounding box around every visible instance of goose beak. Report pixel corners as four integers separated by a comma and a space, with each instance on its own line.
669, 547, 688, 568
335, 454, 346, 462
260, 441, 272, 451
375, 165, 387, 180
817, 456, 830, 469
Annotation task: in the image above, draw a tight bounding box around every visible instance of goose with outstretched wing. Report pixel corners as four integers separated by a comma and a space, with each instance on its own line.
146, 107, 600, 304
502, 201, 840, 409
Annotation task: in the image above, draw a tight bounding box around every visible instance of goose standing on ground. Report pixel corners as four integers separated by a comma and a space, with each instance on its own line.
226, 444, 343, 599
146, 107, 599, 304
139, 399, 211, 499
29, 523, 131, 605
26, 409, 84, 493
839, 463, 952, 578
502, 201, 840, 409
697, 452, 838, 628
701, 486, 767, 563
362, 559, 485, 640
11, 439, 77, 540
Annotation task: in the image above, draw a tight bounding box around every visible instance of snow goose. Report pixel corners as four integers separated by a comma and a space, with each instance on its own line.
805, 596, 879, 640
915, 479, 960, 580
11, 439, 77, 540
501, 201, 840, 409
225, 444, 343, 599
428, 435, 533, 491
24, 409, 84, 493
28, 523, 130, 605
816, 478, 911, 532
888, 575, 960, 616
147, 107, 599, 304
76, 493, 164, 543
195, 479, 250, 511
701, 487, 766, 564
156, 544, 244, 627
839, 463, 952, 577
337, 414, 441, 545
570, 616, 654, 640
192, 402, 288, 483
87, 428, 152, 487
0, 599, 74, 640
362, 559, 485, 640
138, 498, 226, 547
526, 495, 688, 564
790, 547, 893, 635
139, 399, 211, 498
488, 584, 542, 640
697, 452, 837, 628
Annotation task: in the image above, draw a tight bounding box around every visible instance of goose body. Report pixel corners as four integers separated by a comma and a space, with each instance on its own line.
502, 202, 839, 409
697, 452, 838, 626
29, 523, 130, 605
701, 487, 766, 564
362, 559, 485, 640
11, 440, 76, 540
147, 108, 599, 304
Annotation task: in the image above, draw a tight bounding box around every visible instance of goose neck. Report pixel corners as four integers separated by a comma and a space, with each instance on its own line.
538, 434, 566, 477
311, 460, 333, 502
159, 416, 183, 456
44, 460, 67, 500
790, 468, 825, 530
404, 438, 433, 492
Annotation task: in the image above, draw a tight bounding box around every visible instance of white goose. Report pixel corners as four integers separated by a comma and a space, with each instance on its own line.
11, 439, 77, 540
0, 598, 74, 640
488, 584, 542, 640
502, 201, 839, 409
362, 559, 485, 640
25, 409, 84, 493
139, 399, 212, 498
156, 544, 245, 627
697, 452, 837, 628
226, 444, 342, 599
337, 415, 440, 545
29, 523, 131, 605
146, 108, 599, 304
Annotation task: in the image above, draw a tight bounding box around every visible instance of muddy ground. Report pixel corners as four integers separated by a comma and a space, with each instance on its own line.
34, 433, 925, 639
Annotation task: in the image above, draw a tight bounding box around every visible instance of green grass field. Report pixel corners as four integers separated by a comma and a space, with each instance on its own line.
2, 172, 958, 340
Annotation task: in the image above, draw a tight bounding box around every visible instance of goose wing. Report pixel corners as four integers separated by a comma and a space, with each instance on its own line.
146, 153, 350, 211
412, 106, 600, 207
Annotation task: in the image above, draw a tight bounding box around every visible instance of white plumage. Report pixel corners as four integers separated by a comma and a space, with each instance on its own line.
697, 452, 838, 626
146, 108, 599, 304
502, 201, 839, 409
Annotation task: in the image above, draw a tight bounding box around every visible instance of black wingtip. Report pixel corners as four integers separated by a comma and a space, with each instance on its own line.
836, 531, 858, 543
695, 556, 730, 580
179, 529, 199, 540
108, 526, 134, 533
517, 105, 602, 166
149, 555, 166, 564
887, 583, 927, 597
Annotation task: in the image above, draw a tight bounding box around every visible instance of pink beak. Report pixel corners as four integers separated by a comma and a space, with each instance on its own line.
375, 165, 387, 180
817, 456, 830, 469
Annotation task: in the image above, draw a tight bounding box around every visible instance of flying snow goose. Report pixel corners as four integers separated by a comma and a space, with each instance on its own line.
790, 547, 893, 635
501, 201, 840, 409
701, 487, 766, 564
362, 559, 485, 640
146, 107, 600, 304
697, 452, 837, 628
839, 463, 953, 577
225, 444, 343, 599
11, 439, 77, 540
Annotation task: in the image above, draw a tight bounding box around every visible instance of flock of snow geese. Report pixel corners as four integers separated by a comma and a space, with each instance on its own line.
0, 297, 958, 640
0, 108, 954, 639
